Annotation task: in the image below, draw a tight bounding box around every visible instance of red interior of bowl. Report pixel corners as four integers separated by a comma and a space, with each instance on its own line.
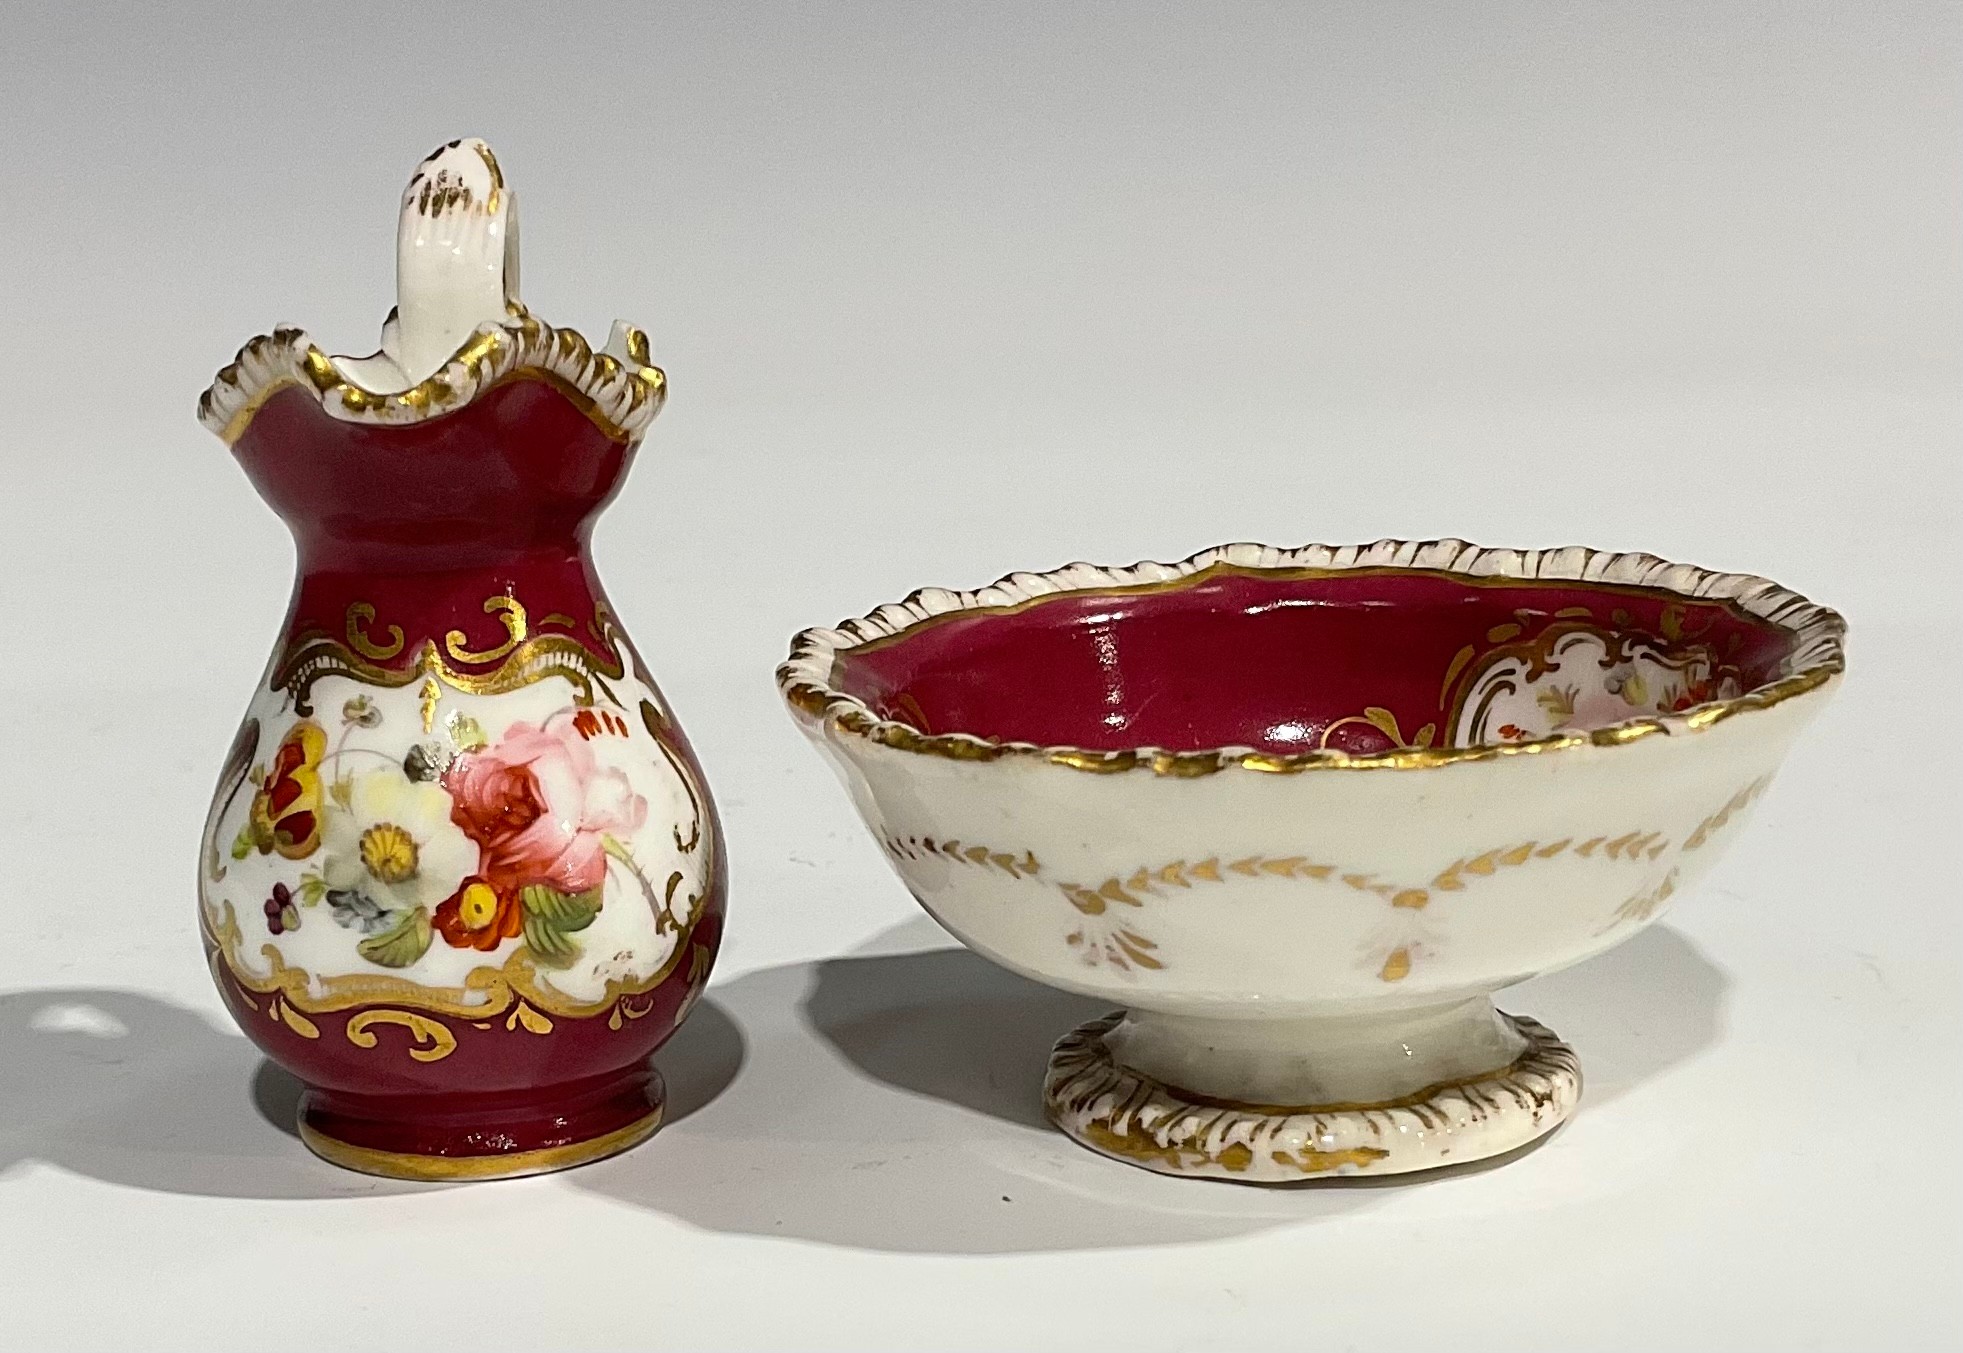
830, 568, 1798, 755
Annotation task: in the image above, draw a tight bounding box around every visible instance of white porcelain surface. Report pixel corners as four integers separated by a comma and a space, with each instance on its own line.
201, 652, 712, 1015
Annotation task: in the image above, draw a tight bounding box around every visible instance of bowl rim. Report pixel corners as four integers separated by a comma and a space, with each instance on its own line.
776, 539, 1846, 776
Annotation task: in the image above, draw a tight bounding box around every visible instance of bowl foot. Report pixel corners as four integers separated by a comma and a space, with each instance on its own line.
297, 1064, 665, 1181
1044, 1007, 1579, 1181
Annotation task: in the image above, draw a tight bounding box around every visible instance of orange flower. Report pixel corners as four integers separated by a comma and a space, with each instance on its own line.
570, 708, 630, 741
246, 721, 326, 859
433, 877, 524, 951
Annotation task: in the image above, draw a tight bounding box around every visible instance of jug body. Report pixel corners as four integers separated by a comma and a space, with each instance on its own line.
195, 141, 723, 1179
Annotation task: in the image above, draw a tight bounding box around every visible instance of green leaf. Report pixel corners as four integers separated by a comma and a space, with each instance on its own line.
523, 914, 579, 966
230, 827, 253, 860
520, 884, 602, 930
357, 908, 433, 968
519, 884, 602, 968
446, 711, 488, 752
298, 871, 327, 905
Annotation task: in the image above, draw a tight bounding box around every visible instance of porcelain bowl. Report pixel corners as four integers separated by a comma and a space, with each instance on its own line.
778, 541, 1843, 1181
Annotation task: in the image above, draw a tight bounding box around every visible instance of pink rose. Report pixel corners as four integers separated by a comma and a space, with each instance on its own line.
442, 711, 647, 896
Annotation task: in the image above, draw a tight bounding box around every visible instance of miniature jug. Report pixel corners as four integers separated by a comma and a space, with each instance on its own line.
195, 140, 724, 1179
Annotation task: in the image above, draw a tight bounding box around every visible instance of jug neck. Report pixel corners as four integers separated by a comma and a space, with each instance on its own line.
232, 377, 635, 574
274, 548, 625, 692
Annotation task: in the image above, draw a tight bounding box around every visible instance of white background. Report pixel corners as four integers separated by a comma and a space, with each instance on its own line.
1, 4, 1957, 1349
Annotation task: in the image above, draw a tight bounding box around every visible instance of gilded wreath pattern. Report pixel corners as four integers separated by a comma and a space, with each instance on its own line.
879, 775, 1769, 982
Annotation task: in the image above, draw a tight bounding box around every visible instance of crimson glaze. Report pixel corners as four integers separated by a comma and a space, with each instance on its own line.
200, 377, 725, 1176
833, 569, 1798, 755
196, 138, 721, 1180
781, 542, 1845, 1180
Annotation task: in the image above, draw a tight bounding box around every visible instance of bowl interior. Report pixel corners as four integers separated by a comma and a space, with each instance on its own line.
830, 568, 1800, 755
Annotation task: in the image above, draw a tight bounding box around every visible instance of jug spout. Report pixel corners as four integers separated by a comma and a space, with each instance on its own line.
330, 137, 522, 392
198, 141, 664, 452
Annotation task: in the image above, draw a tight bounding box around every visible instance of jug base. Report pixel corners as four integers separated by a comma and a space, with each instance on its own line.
296, 1067, 665, 1181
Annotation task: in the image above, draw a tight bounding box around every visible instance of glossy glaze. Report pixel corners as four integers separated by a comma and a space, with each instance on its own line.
782, 541, 1843, 1180
196, 140, 723, 1180
835, 568, 1796, 756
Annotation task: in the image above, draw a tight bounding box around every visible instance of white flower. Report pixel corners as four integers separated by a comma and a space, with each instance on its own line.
320, 768, 475, 916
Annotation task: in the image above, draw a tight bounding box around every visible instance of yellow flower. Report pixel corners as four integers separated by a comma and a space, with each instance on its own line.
246, 721, 327, 860
320, 768, 474, 916
358, 823, 419, 884
457, 880, 501, 930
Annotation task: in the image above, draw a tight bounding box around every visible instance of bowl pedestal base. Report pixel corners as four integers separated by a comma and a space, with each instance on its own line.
296, 1063, 666, 1181
1044, 1003, 1579, 1181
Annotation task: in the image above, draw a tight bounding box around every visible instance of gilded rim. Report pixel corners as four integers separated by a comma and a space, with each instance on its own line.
298, 1108, 662, 1181
776, 539, 1846, 776
197, 308, 667, 446
1044, 1010, 1581, 1179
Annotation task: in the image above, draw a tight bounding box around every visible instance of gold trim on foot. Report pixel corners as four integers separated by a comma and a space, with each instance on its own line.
1044, 1011, 1579, 1181
298, 1107, 662, 1181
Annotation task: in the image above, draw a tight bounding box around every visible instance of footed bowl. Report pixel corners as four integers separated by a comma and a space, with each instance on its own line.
778, 540, 1843, 1181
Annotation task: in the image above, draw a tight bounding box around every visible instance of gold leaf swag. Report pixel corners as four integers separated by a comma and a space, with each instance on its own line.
877, 774, 1771, 979
272, 596, 630, 732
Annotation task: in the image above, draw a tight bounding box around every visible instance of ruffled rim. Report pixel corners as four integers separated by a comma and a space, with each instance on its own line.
197, 307, 667, 446
777, 539, 1846, 776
